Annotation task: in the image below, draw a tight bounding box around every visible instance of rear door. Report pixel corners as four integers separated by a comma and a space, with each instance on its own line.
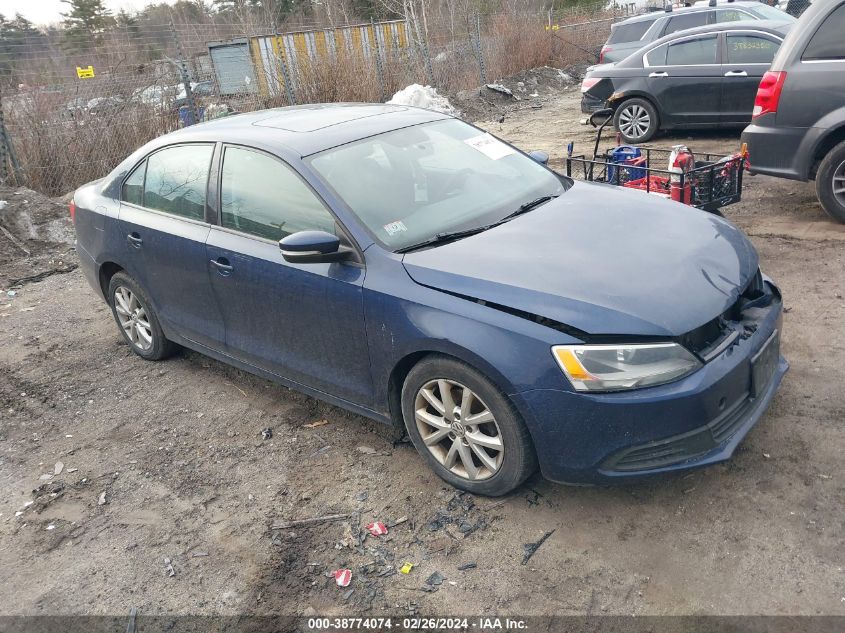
720, 31, 783, 124
204, 145, 373, 406
645, 34, 722, 125
117, 143, 225, 348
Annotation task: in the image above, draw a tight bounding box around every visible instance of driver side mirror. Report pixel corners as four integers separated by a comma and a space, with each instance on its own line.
279, 230, 352, 264
528, 150, 549, 165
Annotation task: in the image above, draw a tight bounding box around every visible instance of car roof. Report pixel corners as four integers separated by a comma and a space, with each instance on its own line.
613, 1, 764, 26
144, 103, 451, 157
613, 18, 793, 66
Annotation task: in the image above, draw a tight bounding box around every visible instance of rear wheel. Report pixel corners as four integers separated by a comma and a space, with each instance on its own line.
108, 272, 175, 361
401, 356, 537, 496
816, 140, 845, 223
613, 98, 659, 144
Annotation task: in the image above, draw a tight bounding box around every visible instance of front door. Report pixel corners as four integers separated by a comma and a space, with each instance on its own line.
205, 145, 373, 406
117, 143, 224, 348
646, 34, 723, 126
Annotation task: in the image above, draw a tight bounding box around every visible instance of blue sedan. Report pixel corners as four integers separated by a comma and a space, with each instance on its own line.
71, 104, 787, 495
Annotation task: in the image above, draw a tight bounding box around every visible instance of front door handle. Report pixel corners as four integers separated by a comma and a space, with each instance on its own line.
210, 258, 234, 275
724, 70, 748, 77
648, 71, 668, 77
126, 233, 143, 248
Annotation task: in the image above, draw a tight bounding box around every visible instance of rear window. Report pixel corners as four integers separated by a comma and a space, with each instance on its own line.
663, 12, 708, 36
607, 20, 653, 44
752, 5, 793, 20
803, 2, 845, 60
726, 34, 780, 64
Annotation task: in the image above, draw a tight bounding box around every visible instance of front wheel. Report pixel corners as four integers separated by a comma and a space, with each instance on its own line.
613, 98, 659, 144
815, 140, 845, 223
401, 356, 537, 496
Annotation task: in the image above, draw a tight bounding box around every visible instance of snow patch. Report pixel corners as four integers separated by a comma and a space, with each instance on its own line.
387, 84, 459, 117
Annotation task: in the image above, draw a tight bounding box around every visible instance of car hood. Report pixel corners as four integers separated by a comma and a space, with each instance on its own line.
401, 181, 759, 338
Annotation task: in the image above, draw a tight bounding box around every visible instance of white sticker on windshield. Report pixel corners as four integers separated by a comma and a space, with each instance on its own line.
383, 220, 407, 236
464, 133, 516, 160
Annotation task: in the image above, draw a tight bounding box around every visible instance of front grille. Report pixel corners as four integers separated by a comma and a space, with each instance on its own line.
603, 396, 755, 473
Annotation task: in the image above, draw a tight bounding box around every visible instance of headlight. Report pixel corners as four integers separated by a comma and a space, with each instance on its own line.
552, 343, 701, 392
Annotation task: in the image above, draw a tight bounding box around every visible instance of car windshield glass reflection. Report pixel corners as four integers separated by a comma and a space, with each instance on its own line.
308, 119, 568, 250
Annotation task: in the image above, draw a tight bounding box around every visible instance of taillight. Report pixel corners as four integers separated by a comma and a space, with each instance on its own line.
581, 77, 601, 93
68, 200, 76, 224
752, 71, 787, 119
599, 45, 611, 63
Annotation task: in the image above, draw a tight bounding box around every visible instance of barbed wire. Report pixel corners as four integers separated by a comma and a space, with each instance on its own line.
0, 4, 622, 194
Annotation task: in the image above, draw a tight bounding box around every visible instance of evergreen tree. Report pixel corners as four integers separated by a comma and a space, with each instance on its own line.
116, 9, 141, 36
61, 0, 112, 50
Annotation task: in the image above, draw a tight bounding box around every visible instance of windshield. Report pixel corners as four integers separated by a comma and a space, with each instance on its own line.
308, 119, 568, 251
753, 4, 794, 20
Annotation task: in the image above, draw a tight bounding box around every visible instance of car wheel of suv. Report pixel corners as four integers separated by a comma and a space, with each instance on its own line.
614, 98, 659, 144
401, 355, 537, 496
816, 140, 845, 224
108, 272, 175, 361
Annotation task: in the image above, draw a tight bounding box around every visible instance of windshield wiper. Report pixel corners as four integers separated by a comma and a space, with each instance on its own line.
396, 225, 493, 253
496, 195, 558, 223
396, 195, 559, 254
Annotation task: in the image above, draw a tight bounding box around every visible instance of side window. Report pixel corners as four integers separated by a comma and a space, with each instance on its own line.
666, 36, 717, 66
122, 161, 146, 206
803, 3, 845, 61
663, 12, 708, 36
143, 144, 213, 220
220, 146, 336, 241
646, 44, 668, 67
726, 34, 780, 64
716, 9, 750, 23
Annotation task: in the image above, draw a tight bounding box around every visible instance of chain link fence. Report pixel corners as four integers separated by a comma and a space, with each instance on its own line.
0, 1, 644, 196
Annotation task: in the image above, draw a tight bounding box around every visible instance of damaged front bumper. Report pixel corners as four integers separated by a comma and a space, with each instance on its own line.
512, 278, 788, 485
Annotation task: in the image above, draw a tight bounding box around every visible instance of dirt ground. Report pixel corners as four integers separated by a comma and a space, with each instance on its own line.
1, 84, 844, 620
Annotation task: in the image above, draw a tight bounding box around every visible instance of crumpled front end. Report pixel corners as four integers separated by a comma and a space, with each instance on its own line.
513, 273, 788, 484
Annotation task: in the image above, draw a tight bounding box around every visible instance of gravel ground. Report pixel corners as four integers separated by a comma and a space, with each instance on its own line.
1, 87, 844, 618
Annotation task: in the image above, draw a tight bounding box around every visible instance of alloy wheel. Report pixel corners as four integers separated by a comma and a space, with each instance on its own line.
414, 379, 504, 481
113, 286, 153, 351
833, 158, 845, 207
618, 104, 650, 140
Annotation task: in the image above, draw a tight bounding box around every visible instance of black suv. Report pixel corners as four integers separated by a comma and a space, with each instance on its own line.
741, 0, 845, 222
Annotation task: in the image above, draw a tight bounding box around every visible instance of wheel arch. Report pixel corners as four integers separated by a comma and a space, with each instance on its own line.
98, 261, 125, 300
809, 122, 845, 181
386, 343, 521, 435
608, 91, 663, 123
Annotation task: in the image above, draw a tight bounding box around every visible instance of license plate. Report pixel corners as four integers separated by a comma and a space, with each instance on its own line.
751, 329, 780, 397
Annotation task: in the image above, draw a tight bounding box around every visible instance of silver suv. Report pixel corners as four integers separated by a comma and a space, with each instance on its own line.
601, 1, 793, 63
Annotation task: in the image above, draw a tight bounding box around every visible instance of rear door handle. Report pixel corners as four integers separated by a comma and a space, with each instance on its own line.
210, 258, 233, 275
648, 71, 668, 77
724, 70, 748, 77
126, 233, 143, 248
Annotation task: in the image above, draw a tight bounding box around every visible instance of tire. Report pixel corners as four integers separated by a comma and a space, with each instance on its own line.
613, 98, 659, 144
401, 355, 537, 496
815, 140, 845, 224
108, 272, 175, 361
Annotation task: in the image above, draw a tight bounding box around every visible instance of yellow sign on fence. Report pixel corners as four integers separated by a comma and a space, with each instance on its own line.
76, 66, 95, 79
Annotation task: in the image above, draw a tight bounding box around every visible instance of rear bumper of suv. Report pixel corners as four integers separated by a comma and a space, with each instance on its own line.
741, 121, 816, 181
